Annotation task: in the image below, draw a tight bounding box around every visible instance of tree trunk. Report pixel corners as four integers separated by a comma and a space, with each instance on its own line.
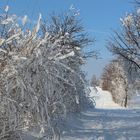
124, 88, 128, 107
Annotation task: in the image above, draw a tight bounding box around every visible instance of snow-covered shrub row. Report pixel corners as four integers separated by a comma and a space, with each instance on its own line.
101, 59, 128, 107
0, 8, 92, 139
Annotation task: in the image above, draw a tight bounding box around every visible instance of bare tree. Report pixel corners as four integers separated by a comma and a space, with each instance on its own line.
108, 6, 140, 72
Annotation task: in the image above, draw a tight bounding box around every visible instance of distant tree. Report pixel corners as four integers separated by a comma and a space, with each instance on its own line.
101, 59, 128, 107
90, 74, 99, 87
101, 64, 112, 91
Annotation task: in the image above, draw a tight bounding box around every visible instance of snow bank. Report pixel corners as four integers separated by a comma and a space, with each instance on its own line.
89, 87, 122, 109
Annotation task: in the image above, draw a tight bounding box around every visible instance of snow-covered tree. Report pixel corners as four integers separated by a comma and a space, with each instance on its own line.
90, 74, 99, 87
0, 7, 94, 140
101, 59, 128, 107
108, 4, 140, 73
107, 2, 140, 107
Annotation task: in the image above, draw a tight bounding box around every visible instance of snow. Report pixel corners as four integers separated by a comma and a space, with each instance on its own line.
36, 13, 42, 33
1, 17, 14, 25
22, 87, 140, 139
6, 32, 21, 43
61, 87, 140, 140
120, 14, 133, 27
55, 51, 75, 60
22, 15, 28, 26
89, 87, 123, 109
0, 38, 5, 46
61, 109, 140, 140
4, 5, 9, 12
137, 8, 140, 14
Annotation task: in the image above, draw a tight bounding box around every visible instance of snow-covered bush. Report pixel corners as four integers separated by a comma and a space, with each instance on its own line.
0, 7, 93, 140
101, 59, 128, 107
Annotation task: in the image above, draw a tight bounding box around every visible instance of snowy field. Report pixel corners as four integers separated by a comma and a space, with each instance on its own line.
61, 87, 140, 140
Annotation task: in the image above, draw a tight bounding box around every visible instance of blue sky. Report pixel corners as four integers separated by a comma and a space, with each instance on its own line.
0, 0, 133, 79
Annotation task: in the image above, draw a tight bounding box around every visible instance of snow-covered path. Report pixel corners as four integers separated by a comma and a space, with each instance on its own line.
61, 87, 140, 140
89, 87, 122, 109
62, 109, 140, 140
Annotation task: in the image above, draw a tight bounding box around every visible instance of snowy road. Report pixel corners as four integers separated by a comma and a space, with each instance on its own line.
61, 109, 140, 140
61, 87, 140, 140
